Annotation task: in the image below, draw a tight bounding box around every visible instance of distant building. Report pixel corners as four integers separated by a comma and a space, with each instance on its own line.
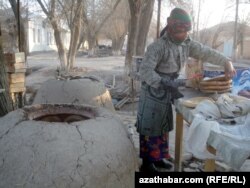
0, 9, 70, 54
27, 16, 70, 53
199, 22, 250, 60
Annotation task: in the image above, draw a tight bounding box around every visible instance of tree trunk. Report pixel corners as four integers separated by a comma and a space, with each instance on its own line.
0, 23, 14, 116
83, 9, 96, 54
112, 31, 126, 53
88, 32, 96, 50
83, 0, 122, 54
77, 31, 86, 50
37, 0, 67, 70
8, 0, 27, 56
67, 0, 83, 69
136, 0, 155, 55
51, 21, 67, 70
125, 0, 141, 74
94, 0, 122, 35
125, 15, 139, 75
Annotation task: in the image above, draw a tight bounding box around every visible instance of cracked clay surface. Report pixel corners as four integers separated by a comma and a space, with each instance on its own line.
0, 106, 138, 188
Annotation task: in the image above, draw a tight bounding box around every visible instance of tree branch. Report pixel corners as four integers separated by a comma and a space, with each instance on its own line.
95, 0, 122, 34
37, 0, 50, 16
57, 0, 71, 29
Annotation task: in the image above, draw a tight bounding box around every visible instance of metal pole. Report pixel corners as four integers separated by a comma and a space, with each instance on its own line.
232, 0, 239, 62
17, 0, 21, 52
156, 0, 161, 38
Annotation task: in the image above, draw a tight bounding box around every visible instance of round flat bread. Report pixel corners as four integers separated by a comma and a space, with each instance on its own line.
199, 79, 232, 86
199, 85, 232, 91
203, 75, 230, 81
200, 88, 231, 94
181, 97, 215, 108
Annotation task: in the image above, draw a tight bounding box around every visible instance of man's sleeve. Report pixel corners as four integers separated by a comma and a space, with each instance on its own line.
139, 42, 164, 88
189, 40, 230, 66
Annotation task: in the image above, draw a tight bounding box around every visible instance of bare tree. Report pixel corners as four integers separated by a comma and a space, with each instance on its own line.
125, 0, 157, 79
102, 0, 130, 54
199, 22, 232, 49
195, 0, 202, 40
37, 0, 67, 70
37, 0, 85, 70
237, 15, 250, 58
135, 0, 155, 55
169, 0, 191, 10
125, 0, 142, 76
68, 0, 83, 69
81, 0, 122, 54
211, 26, 225, 49
58, 0, 83, 69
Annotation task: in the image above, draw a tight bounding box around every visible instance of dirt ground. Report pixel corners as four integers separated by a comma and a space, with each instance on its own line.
25, 52, 250, 172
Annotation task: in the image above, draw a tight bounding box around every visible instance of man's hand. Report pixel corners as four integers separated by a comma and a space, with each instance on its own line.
224, 61, 236, 79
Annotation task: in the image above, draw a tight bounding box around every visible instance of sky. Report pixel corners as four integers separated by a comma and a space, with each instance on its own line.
193, 0, 250, 28
159, 0, 250, 30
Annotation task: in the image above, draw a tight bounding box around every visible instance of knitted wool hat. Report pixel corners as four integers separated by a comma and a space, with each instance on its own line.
167, 8, 192, 33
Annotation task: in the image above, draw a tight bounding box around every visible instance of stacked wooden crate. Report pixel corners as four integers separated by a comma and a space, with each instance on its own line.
4, 52, 26, 108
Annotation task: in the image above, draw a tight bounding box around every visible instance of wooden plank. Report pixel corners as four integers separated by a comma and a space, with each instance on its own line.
4, 52, 25, 63
174, 112, 184, 172
114, 96, 130, 110
9, 87, 26, 93
128, 97, 139, 103
6, 67, 26, 73
7, 62, 25, 69
4, 53, 26, 73
9, 77, 25, 84
204, 145, 216, 172
9, 73, 25, 83
9, 82, 25, 93
10, 82, 25, 88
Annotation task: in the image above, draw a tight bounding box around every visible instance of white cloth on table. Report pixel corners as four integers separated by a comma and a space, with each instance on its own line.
185, 114, 220, 159
216, 94, 250, 118
185, 94, 250, 170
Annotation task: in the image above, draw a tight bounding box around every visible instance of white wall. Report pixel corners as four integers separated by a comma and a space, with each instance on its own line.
27, 17, 70, 53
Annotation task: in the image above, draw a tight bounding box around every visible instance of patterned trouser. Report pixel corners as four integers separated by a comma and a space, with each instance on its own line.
139, 133, 171, 162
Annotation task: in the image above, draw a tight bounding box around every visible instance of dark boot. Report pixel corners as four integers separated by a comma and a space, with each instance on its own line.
140, 159, 160, 172
153, 159, 173, 169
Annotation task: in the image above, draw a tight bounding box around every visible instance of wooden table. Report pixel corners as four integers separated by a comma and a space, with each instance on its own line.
173, 89, 250, 172
174, 108, 216, 172
173, 88, 217, 172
